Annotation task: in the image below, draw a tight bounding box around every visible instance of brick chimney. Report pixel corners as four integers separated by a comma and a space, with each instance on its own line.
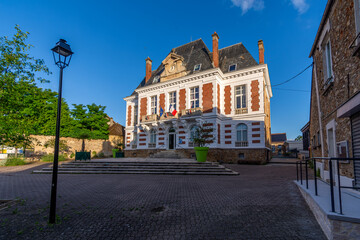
212, 32, 219, 68
258, 40, 264, 64
145, 57, 152, 83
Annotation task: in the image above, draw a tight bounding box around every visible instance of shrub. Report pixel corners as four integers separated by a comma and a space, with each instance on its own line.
92, 151, 97, 157
70, 152, 75, 158
98, 152, 105, 158
4, 157, 27, 166
41, 154, 67, 162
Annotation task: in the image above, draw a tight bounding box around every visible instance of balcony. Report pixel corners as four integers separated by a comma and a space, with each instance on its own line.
235, 141, 248, 147
141, 114, 158, 122
235, 108, 248, 115
181, 107, 202, 117
159, 112, 178, 121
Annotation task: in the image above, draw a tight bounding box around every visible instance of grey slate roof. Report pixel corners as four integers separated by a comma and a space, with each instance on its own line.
219, 43, 258, 73
133, 39, 258, 92
271, 133, 287, 143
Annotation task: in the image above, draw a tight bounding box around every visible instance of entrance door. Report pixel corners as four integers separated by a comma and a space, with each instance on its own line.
169, 134, 175, 149
351, 112, 360, 186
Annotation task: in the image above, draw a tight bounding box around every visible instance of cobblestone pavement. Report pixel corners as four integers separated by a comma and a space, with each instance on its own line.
0, 162, 326, 240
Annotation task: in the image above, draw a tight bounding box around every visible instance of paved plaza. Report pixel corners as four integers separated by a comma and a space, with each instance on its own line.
0, 161, 326, 240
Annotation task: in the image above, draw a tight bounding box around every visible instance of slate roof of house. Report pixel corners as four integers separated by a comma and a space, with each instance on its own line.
131, 38, 258, 94
271, 133, 287, 143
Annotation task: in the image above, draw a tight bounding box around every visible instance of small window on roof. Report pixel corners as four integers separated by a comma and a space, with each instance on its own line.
153, 76, 160, 83
229, 64, 237, 72
194, 64, 201, 71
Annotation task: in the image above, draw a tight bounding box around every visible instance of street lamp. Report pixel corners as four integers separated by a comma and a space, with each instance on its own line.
49, 39, 73, 224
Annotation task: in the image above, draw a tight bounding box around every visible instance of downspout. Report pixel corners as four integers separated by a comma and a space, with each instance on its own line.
313, 62, 325, 157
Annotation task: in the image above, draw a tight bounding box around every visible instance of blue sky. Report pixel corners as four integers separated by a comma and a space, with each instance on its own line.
0, 0, 327, 139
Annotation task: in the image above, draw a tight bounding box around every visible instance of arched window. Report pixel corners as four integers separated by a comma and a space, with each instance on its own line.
236, 124, 248, 142
150, 129, 157, 144
190, 125, 199, 141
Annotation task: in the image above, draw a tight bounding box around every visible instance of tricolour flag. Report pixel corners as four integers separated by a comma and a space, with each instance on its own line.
169, 104, 177, 116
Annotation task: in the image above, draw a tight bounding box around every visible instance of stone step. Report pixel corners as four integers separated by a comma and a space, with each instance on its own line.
33, 160, 238, 175
60, 163, 220, 168
40, 167, 231, 172
56, 165, 224, 169
33, 170, 238, 175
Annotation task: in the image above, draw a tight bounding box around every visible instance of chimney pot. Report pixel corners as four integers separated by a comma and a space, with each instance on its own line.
212, 32, 219, 68
258, 40, 264, 64
145, 57, 152, 83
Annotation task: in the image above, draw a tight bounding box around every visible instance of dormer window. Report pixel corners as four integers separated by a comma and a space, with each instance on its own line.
194, 64, 201, 71
152, 76, 160, 83
229, 64, 237, 72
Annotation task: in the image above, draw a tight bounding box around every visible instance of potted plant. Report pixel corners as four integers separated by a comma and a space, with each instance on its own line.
191, 123, 214, 162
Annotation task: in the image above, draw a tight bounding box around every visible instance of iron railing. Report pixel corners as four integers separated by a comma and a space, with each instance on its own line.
296, 157, 360, 214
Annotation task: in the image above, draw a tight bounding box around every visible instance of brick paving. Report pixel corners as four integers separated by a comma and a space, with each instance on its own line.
0, 162, 326, 240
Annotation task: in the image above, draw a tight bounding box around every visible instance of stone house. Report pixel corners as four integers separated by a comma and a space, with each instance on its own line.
309, 0, 360, 187
271, 133, 287, 155
124, 33, 273, 163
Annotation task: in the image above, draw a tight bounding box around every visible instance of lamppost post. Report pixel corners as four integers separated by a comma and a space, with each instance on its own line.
49, 39, 73, 224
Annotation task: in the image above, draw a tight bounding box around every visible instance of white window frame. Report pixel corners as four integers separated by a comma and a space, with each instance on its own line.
189, 87, 199, 109
169, 91, 177, 111
234, 85, 247, 109
236, 124, 248, 142
150, 96, 157, 115
321, 35, 334, 85
355, 0, 360, 36
229, 64, 237, 72
134, 105, 138, 126
150, 130, 157, 144
194, 64, 201, 71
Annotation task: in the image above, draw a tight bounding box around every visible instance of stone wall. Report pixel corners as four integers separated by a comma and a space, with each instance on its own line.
29, 135, 123, 158
310, 0, 360, 179
125, 148, 269, 164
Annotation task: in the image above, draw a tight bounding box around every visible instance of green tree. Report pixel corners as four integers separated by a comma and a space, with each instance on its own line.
295, 135, 303, 141
0, 25, 51, 153
71, 104, 109, 140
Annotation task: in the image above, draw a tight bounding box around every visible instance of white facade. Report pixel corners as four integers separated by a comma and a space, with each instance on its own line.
124, 65, 272, 151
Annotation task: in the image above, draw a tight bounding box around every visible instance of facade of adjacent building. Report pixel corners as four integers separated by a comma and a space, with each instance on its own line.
124, 33, 272, 163
309, 0, 360, 186
271, 133, 287, 155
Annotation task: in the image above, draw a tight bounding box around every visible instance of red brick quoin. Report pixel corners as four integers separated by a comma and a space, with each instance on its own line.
202, 83, 213, 113
251, 80, 260, 111
127, 105, 132, 127
224, 85, 231, 114
140, 97, 147, 121
179, 89, 186, 112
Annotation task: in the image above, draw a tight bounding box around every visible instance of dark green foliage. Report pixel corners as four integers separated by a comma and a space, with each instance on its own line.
190, 123, 215, 147
70, 104, 109, 140
41, 154, 67, 162
0, 26, 110, 151
4, 157, 27, 166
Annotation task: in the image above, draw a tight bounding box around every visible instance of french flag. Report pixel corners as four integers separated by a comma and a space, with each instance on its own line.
169, 104, 177, 116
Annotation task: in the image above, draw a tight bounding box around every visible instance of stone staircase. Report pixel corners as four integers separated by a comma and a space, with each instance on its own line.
32, 160, 238, 175
150, 150, 187, 159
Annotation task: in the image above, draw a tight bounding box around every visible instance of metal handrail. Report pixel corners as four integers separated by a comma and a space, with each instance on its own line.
296, 157, 360, 215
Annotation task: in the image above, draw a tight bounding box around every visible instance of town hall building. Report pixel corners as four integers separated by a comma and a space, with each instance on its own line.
124, 33, 272, 163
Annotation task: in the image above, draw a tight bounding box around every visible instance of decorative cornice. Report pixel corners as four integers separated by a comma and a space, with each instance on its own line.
223, 68, 264, 80
133, 65, 266, 95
